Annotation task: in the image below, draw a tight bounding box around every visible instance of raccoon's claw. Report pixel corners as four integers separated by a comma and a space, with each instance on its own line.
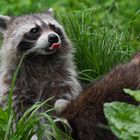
55, 99, 70, 113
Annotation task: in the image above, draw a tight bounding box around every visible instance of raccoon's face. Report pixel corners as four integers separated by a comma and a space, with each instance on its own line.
0, 9, 71, 55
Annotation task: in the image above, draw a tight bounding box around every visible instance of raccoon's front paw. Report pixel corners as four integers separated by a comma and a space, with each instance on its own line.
31, 135, 38, 140
55, 99, 70, 114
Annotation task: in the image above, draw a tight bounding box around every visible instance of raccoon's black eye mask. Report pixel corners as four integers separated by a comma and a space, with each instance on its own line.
17, 40, 34, 52
27, 26, 42, 40
30, 26, 40, 34
49, 23, 63, 36
17, 26, 42, 52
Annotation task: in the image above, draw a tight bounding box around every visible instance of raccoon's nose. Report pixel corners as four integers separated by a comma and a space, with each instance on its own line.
48, 34, 59, 44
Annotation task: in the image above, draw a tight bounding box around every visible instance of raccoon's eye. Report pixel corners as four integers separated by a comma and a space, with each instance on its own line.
25, 26, 41, 40
49, 24, 62, 35
49, 24, 56, 30
30, 27, 40, 34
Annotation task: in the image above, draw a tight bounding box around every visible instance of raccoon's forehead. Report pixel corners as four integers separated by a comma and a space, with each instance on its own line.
9, 14, 59, 31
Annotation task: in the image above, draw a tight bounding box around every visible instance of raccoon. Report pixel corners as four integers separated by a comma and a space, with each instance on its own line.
0, 9, 81, 118
60, 52, 140, 140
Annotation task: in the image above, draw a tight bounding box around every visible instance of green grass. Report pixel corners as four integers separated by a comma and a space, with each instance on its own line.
0, 98, 73, 140
0, 0, 139, 139
57, 9, 139, 83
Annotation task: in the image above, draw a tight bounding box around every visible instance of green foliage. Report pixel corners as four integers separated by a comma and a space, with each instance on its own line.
57, 10, 139, 83
124, 89, 140, 102
104, 102, 140, 140
0, 108, 10, 139
55, 0, 140, 83
104, 89, 140, 140
0, 99, 73, 140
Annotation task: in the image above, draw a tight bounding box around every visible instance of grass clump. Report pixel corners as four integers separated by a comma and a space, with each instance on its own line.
0, 99, 73, 140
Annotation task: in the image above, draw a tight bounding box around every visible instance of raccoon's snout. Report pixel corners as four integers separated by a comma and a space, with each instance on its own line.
47, 33, 61, 50
48, 34, 59, 44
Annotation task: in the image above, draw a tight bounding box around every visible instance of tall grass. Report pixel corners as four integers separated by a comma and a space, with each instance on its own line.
0, 98, 73, 140
57, 9, 139, 83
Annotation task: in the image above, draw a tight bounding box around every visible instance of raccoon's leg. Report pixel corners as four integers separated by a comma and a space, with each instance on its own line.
54, 87, 81, 113
54, 81, 82, 113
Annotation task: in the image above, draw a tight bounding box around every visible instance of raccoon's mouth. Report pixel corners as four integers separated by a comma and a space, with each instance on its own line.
45, 43, 61, 51
49, 43, 61, 49
43, 43, 61, 54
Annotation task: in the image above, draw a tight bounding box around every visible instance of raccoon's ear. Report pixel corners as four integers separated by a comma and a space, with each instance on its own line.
0, 15, 11, 33
47, 8, 54, 16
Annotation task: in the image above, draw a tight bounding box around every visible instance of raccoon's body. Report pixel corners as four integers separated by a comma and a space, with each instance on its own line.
61, 52, 140, 140
0, 10, 81, 118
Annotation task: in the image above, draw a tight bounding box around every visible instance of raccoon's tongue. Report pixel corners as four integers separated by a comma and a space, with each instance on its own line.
51, 43, 61, 49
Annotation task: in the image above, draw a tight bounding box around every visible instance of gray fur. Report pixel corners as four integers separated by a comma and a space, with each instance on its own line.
0, 11, 82, 119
